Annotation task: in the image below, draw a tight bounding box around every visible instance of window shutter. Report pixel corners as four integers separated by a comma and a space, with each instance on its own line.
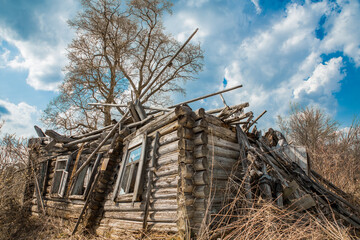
132, 133, 148, 203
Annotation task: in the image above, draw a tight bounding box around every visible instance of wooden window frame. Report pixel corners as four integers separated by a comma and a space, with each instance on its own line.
113, 133, 147, 203
68, 153, 103, 200
50, 155, 71, 198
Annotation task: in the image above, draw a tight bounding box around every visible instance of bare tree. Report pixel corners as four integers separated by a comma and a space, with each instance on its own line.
277, 104, 338, 150
42, 0, 203, 133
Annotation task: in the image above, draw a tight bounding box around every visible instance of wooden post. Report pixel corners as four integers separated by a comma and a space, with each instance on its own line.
141, 132, 160, 239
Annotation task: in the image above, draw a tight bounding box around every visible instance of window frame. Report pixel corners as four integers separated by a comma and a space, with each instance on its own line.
113, 133, 147, 202
50, 155, 71, 198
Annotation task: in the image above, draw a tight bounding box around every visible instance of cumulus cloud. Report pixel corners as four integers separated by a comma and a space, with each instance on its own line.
0, 99, 41, 138
0, 0, 76, 91
321, 0, 360, 66
169, 0, 359, 129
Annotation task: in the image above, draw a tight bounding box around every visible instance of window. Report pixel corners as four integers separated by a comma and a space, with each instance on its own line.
113, 134, 147, 202
69, 164, 92, 197
51, 155, 71, 197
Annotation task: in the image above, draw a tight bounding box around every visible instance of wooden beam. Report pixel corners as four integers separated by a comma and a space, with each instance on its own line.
170, 85, 243, 108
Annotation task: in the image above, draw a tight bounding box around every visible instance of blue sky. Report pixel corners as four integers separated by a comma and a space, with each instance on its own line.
0, 0, 360, 137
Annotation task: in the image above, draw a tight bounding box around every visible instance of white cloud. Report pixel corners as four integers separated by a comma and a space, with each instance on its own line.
0, 99, 42, 138
321, 0, 360, 66
251, 0, 262, 14
0, 0, 76, 91
294, 57, 344, 100
185, 0, 209, 8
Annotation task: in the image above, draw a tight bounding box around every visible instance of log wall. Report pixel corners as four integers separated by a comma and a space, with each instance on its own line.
95, 110, 183, 238
192, 109, 240, 237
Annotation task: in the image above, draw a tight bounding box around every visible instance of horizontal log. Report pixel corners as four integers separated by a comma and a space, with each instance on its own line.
63, 133, 101, 148
194, 145, 208, 158
137, 111, 177, 136
180, 178, 194, 193
207, 123, 237, 142
207, 155, 238, 170
194, 132, 208, 146
156, 151, 178, 166
104, 210, 177, 222
207, 134, 239, 151
159, 130, 179, 146
194, 171, 209, 185
193, 185, 209, 198
158, 140, 179, 155
147, 173, 179, 189
104, 199, 177, 211
193, 119, 208, 133
207, 145, 239, 159
151, 187, 177, 199
97, 219, 178, 233
154, 162, 178, 177
194, 157, 209, 171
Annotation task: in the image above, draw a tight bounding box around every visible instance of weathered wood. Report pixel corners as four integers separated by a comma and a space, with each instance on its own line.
207, 145, 239, 159
137, 111, 177, 135
207, 134, 240, 151
151, 187, 177, 199
177, 127, 194, 139
224, 111, 253, 124
159, 131, 179, 146
178, 138, 194, 151
193, 185, 209, 198
178, 155, 194, 165
194, 145, 209, 158
206, 102, 249, 115
97, 220, 178, 233
71, 125, 114, 139
128, 102, 141, 122
63, 133, 101, 148
175, 105, 193, 117
104, 210, 177, 222
156, 151, 178, 166
179, 163, 194, 179
72, 171, 101, 235
236, 125, 252, 205
45, 129, 74, 143
207, 155, 237, 170
154, 162, 178, 177
194, 157, 209, 171
178, 115, 195, 128
194, 132, 208, 146
158, 140, 179, 155
170, 84, 243, 108
104, 198, 177, 211
245, 110, 267, 131
194, 171, 209, 185
142, 132, 159, 237
194, 108, 205, 120
74, 113, 128, 178
134, 100, 147, 120
34, 125, 46, 137
290, 194, 316, 211
193, 119, 208, 133
126, 115, 154, 128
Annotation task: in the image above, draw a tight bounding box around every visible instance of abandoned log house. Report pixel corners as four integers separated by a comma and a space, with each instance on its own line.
26, 86, 360, 239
